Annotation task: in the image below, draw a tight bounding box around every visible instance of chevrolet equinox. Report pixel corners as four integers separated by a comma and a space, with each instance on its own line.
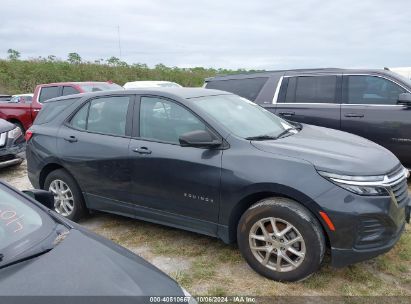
26, 88, 410, 281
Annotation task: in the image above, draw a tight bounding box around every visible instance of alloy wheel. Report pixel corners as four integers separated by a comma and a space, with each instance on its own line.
249, 217, 306, 272
49, 179, 75, 217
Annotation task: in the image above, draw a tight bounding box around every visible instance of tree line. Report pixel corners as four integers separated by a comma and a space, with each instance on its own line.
0, 49, 257, 94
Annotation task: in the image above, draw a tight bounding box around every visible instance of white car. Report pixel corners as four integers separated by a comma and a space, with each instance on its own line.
386, 67, 411, 80
123, 81, 182, 89
10, 93, 34, 103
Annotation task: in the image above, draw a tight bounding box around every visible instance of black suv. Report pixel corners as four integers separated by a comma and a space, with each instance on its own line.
205, 68, 411, 169
26, 88, 410, 281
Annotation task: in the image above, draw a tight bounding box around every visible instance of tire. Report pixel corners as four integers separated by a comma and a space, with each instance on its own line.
237, 197, 325, 282
44, 169, 87, 221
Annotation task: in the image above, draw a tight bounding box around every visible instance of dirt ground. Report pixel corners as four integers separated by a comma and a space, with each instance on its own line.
1, 161, 410, 296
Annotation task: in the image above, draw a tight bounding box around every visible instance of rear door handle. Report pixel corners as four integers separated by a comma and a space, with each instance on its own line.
64, 136, 77, 143
133, 147, 152, 155
344, 113, 364, 118
278, 111, 295, 117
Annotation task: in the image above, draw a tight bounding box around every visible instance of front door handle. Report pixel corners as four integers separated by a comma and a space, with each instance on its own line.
278, 111, 295, 117
344, 113, 364, 118
133, 147, 152, 155
64, 136, 78, 143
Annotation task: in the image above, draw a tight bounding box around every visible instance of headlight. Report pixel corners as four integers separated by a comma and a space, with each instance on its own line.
318, 171, 389, 196
8, 127, 23, 139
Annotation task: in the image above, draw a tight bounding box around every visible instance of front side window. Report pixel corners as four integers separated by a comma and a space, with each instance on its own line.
70, 96, 130, 136
346, 75, 406, 105
193, 94, 293, 139
39, 86, 61, 103
140, 97, 206, 144
285, 76, 337, 103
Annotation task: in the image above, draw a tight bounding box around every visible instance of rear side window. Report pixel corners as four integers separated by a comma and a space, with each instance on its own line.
38, 86, 61, 103
62, 86, 80, 96
34, 98, 78, 125
205, 77, 268, 101
285, 76, 337, 103
70, 96, 130, 136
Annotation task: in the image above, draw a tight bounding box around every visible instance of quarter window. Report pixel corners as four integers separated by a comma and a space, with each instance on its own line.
35, 98, 79, 125
39, 86, 61, 103
285, 76, 337, 103
206, 77, 268, 101
70, 96, 130, 136
346, 75, 406, 105
139, 97, 207, 144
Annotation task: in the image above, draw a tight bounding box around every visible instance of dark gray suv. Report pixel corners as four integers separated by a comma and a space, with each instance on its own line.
205, 68, 411, 169
26, 88, 410, 281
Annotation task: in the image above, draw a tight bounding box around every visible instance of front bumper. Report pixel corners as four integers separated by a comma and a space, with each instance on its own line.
315, 183, 409, 268
0, 142, 25, 168
331, 221, 405, 267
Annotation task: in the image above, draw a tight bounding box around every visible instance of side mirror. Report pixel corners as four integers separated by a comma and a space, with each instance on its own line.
23, 189, 55, 209
398, 93, 411, 106
179, 130, 222, 148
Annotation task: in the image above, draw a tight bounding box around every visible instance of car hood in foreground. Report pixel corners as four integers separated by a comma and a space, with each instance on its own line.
251, 124, 400, 176
0, 229, 184, 296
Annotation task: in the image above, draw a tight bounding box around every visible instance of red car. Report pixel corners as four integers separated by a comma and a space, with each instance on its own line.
0, 81, 123, 131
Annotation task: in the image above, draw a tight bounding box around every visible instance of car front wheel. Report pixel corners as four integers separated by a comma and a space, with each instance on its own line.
44, 169, 87, 221
237, 197, 325, 282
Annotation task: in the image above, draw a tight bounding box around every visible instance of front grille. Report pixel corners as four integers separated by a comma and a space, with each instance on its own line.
390, 179, 409, 208
385, 166, 409, 208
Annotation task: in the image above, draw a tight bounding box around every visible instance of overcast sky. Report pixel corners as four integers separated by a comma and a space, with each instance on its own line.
0, 0, 410, 70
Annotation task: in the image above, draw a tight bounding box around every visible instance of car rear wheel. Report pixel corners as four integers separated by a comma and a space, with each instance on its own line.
44, 169, 87, 221
237, 197, 325, 282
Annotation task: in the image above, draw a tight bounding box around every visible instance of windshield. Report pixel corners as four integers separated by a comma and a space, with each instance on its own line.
79, 83, 124, 92
388, 71, 411, 87
193, 94, 295, 138
0, 185, 54, 262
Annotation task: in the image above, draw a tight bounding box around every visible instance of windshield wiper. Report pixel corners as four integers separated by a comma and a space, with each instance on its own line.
246, 128, 299, 141
245, 135, 278, 141
274, 128, 296, 139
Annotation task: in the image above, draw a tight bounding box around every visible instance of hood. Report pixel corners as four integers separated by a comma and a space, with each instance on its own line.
251, 124, 400, 176
0, 119, 16, 133
0, 229, 184, 296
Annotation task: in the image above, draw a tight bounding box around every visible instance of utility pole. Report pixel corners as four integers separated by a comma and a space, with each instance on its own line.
117, 25, 122, 59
